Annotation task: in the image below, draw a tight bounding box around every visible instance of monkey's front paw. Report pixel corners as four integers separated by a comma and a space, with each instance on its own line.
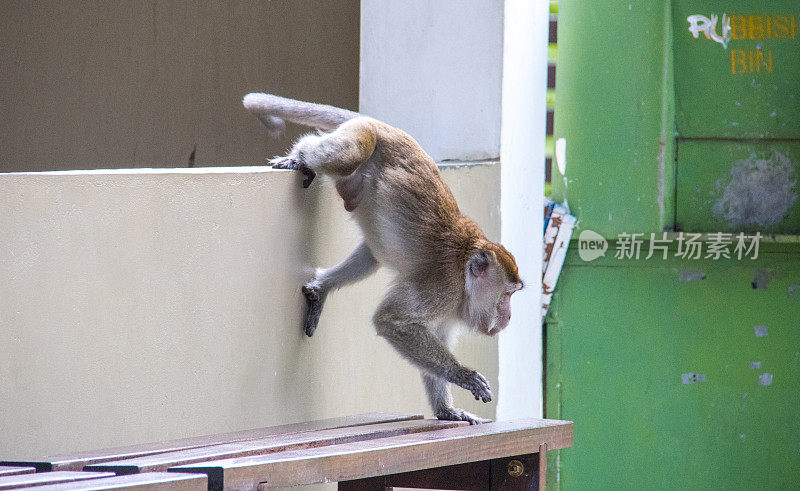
435, 407, 491, 425
452, 368, 492, 403
301, 283, 326, 337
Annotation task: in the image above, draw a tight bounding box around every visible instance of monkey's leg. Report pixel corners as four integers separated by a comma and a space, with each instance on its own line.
270, 117, 377, 187
302, 241, 378, 337
423, 373, 491, 425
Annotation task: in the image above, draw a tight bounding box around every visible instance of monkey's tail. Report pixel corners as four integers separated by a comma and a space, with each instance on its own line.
242, 93, 360, 136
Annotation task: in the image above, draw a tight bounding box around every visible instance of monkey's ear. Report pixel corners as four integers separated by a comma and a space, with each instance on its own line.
468, 251, 491, 278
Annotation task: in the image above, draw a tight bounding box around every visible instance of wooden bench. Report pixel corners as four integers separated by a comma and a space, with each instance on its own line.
1, 413, 573, 490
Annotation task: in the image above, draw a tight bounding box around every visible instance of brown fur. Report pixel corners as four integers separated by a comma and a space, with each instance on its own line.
246, 94, 522, 425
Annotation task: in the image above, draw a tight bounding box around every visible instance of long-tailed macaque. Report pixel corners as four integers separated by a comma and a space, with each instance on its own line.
244, 93, 523, 424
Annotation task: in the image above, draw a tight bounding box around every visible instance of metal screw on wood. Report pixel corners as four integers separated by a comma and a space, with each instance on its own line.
507, 459, 525, 477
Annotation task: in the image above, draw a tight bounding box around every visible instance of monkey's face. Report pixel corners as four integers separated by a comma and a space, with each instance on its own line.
465, 250, 524, 336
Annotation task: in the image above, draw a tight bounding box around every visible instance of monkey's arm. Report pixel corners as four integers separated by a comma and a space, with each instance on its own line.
375, 319, 491, 403
373, 290, 492, 407
423, 373, 491, 425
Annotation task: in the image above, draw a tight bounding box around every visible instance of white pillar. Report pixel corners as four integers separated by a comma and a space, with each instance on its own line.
360, 0, 503, 162
497, 0, 549, 420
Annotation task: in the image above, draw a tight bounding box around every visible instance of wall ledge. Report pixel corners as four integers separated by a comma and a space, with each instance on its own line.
1, 166, 275, 177
2, 160, 499, 177
438, 159, 500, 170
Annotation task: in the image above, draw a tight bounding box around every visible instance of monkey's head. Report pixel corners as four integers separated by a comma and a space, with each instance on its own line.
464, 243, 523, 336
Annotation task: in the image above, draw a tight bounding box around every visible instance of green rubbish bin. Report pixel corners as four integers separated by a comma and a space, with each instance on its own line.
548, 1, 799, 489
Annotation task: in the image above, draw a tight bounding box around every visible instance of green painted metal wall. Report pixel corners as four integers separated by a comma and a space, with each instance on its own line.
548, 1, 800, 488
547, 247, 800, 489
551, 2, 676, 237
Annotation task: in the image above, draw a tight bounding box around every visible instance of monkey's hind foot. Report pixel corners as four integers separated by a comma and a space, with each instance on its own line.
269, 156, 316, 188
302, 283, 327, 337
435, 407, 491, 426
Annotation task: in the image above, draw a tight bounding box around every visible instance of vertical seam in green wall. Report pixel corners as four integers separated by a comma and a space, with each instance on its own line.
674, 140, 681, 228
662, 1, 678, 232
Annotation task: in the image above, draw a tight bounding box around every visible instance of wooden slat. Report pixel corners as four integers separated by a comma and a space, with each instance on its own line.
0, 412, 421, 472
0, 468, 34, 478
0, 471, 114, 490
86, 420, 466, 475
30, 472, 207, 491
539, 443, 548, 490
173, 418, 573, 490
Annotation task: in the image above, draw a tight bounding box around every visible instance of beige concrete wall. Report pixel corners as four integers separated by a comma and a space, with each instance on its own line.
0, 163, 500, 457
0, 0, 359, 172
